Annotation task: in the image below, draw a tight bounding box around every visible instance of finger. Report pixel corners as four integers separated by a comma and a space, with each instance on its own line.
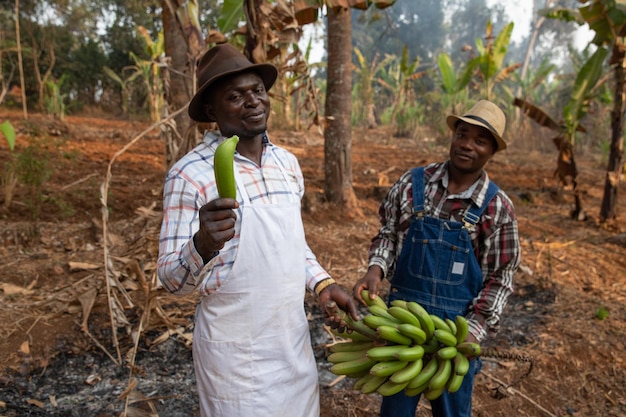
353, 282, 365, 303
344, 298, 359, 321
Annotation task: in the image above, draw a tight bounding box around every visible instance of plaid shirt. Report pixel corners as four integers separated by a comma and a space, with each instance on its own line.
157, 131, 330, 296
369, 161, 520, 341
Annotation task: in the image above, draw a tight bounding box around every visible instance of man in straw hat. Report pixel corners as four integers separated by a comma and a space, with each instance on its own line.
353, 99, 521, 417
157, 42, 358, 417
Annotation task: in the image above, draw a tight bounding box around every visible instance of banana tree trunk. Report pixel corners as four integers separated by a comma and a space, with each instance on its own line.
600, 44, 625, 221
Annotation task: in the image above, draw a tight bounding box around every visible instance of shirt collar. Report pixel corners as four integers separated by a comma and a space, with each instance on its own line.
429, 161, 491, 207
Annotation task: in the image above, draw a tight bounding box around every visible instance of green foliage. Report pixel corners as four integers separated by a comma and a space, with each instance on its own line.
594, 306, 609, 320
44, 74, 69, 119
15, 136, 52, 221
469, 21, 517, 100
0, 120, 16, 151
563, 46, 609, 142
218, 0, 245, 34
1, 120, 18, 209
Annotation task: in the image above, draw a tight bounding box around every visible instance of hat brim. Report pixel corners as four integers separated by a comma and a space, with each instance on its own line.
188, 64, 278, 123
446, 114, 507, 152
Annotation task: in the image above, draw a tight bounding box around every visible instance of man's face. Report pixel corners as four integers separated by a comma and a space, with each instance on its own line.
448, 121, 496, 174
204, 72, 270, 138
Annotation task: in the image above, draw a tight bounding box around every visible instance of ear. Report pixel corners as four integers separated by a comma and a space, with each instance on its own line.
203, 102, 216, 121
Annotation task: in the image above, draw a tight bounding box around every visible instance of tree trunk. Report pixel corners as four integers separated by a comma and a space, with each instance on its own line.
161, 0, 204, 167
324, 6, 360, 215
600, 44, 625, 222
15, 0, 27, 119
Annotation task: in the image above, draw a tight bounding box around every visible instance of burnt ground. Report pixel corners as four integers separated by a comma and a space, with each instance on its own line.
0, 109, 625, 417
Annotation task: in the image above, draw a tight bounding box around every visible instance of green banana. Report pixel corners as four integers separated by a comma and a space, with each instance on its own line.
390, 299, 408, 309
452, 351, 470, 376
367, 345, 409, 361
436, 346, 458, 360
433, 329, 458, 347
445, 318, 457, 335
327, 349, 368, 364
330, 356, 378, 375
370, 360, 409, 377
456, 342, 481, 357
388, 306, 421, 328
406, 356, 438, 389
428, 358, 452, 391
331, 328, 371, 343
422, 336, 440, 354
454, 315, 469, 344
390, 358, 424, 384
397, 323, 427, 345
424, 385, 446, 401
407, 302, 435, 340
364, 314, 402, 330
361, 289, 388, 310
430, 314, 452, 333
352, 373, 373, 391
376, 325, 413, 346
331, 306, 379, 340
404, 381, 430, 397
368, 305, 400, 322
395, 345, 425, 362
376, 379, 410, 396
446, 372, 465, 393
329, 340, 375, 353
213, 135, 239, 199
360, 374, 389, 394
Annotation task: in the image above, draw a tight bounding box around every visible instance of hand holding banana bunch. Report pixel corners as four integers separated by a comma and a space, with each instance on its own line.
327, 291, 481, 400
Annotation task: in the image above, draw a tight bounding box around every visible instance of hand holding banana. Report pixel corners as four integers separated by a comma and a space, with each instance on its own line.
327, 291, 482, 400
192, 135, 241, 261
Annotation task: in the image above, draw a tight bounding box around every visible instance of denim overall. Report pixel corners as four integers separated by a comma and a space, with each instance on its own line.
380, 167, 498, 417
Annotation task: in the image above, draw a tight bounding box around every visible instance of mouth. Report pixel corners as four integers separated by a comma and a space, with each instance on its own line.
454, 152, 473, 161
244, 111, 265, 123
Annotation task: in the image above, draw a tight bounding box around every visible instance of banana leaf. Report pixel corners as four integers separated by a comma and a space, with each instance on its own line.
564, 46, 608, 138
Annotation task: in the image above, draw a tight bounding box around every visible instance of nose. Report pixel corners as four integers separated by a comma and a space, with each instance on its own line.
244, 91, 261, 107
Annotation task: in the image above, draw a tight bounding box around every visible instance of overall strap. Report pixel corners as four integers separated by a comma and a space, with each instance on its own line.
462, 181, 499, 229
410, 167, 425, 217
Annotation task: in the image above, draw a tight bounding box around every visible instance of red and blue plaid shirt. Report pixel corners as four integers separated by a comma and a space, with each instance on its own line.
369, 161, 521, 341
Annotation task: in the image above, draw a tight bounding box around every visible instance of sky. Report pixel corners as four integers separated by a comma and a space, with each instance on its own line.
486, 1, 593, 46
299, 2, 594, 62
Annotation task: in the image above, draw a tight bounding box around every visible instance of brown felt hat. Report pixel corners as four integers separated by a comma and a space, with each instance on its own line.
446, 100, 507, 152
188, 43, 278, 123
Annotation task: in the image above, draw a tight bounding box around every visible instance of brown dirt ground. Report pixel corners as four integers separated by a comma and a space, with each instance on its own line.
0, 109, 625, 417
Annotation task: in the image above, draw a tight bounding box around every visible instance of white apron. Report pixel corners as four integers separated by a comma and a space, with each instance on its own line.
193, 153, 319, 417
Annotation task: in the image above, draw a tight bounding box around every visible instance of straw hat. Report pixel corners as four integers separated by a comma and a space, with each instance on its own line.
446, 100, 507, 152
188, 43, 278, 122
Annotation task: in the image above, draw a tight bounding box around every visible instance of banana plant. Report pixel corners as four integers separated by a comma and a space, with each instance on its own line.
514, 46, 609, 221
468, 21, 520, 102
543, 0, 626, 221
437, 52, 474, 117
375, 46, 426, 136
352, 47, 395, 127
102, 66, 142, 118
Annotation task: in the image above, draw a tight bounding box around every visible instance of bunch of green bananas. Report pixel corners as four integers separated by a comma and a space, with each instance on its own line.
327, 291, 481, 400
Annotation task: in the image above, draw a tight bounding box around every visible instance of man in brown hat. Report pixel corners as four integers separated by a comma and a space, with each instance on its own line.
353, 100, 521, 417
157, 42, 358, 417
